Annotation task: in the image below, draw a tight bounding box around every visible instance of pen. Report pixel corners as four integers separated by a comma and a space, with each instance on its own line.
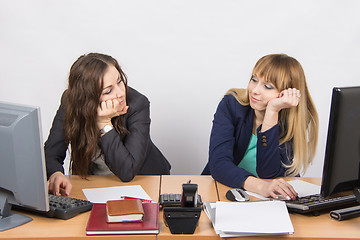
253, 199, 276, 202
120, 196, 154, 203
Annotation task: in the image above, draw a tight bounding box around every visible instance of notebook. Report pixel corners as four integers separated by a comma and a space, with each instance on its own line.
86, 202, 159, 235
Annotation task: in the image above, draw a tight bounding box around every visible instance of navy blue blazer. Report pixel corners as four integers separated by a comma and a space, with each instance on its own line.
201, 94, 293, 188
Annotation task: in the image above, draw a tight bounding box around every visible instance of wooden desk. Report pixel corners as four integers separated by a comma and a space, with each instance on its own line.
2, 176, 360, 240
158, 175, 220, 240
216, 177, 360, 240
0, 175, 160, 240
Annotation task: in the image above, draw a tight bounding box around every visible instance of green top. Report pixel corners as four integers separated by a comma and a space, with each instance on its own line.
238, 133, 258, 177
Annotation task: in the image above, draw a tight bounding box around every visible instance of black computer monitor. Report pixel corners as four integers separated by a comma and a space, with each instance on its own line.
0, 102, 49, 231
320, 86, 360, 198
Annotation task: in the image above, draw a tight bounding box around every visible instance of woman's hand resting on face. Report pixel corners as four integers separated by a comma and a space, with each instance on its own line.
97, 98, 129, 130
260, 88, 301, 133
267, 88, 301, 113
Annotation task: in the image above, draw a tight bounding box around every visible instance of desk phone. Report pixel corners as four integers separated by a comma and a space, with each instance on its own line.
162, 181, 202, 234
159, 193, 203, 208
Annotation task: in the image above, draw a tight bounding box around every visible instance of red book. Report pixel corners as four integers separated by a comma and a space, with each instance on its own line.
86, 202, 159, 235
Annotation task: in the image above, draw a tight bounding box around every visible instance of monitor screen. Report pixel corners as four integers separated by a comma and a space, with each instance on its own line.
320, 86, 360, 198
0, 102, 49, 231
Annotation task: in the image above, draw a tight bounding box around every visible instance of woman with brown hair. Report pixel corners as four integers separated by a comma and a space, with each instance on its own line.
45, 53, 171, 196
202, 54, 318, 200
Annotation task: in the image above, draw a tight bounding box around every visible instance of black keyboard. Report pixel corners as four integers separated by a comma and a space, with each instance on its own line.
285, 194, 357, 214
44, 194, 93, 219
14, 194, 93, 219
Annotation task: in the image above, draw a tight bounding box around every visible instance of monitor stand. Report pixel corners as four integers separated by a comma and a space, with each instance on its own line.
0, 194, 32, 232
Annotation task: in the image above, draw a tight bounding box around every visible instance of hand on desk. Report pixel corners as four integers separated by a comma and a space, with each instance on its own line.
244, 176, 297, 200
48, 171, 72, 196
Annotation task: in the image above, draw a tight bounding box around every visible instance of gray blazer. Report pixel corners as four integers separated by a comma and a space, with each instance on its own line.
45, 87, 171, 181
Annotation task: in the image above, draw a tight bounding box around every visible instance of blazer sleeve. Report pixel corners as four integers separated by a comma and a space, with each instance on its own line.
44, 92, 68, 179
256, 125, 293, 178
98, 92, 151, 182
208, 95, 254, 188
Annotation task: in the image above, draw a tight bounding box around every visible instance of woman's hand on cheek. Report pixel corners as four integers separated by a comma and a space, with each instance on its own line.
98, 99, 117, 118
97, 99, 128, 129
98, 99, 128, 117
267, 88, 301, 112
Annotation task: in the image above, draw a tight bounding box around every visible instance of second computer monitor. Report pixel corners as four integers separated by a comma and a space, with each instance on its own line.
320, 86, 360, 198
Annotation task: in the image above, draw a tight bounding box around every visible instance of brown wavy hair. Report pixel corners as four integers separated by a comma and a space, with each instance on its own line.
228, 54, 319, 176
64, 53, 128, 177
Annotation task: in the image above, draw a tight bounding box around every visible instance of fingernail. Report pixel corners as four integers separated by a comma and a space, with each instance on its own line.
286, 196, 291, 200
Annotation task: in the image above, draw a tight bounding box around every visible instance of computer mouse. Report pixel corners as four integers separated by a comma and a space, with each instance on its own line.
226, 188, 250, 202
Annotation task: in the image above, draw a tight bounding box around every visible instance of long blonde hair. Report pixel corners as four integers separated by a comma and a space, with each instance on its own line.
228, 54, 319, 176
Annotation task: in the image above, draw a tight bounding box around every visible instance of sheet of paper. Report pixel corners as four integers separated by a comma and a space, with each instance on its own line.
218, 230, 289, 238
82, 185, 151, 203
203, 202, 216, 225
215, 201, 294, 235
246, 179, 321, 200
287, 179, 321, 197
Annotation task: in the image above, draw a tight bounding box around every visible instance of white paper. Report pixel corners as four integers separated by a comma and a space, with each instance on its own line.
82, 185, 151, 203
214, 201, 294, 235
218, 230, 288, 238
203, 202, 216, 226
287, 179, 321, 197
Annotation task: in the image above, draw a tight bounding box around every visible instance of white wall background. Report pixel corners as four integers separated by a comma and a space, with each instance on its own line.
1, 0, 360, 177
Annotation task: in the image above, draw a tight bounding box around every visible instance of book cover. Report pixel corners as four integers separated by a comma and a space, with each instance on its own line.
106, 199, 144, 222
86, 202, 159, 235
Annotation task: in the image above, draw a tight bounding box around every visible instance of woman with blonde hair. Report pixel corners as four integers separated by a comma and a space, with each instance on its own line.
202, 54, 318, 199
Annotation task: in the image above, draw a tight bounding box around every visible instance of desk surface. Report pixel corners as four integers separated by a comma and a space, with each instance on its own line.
216, 177, 360, 240
1, 175, 360, 240
1, 175, 160, 240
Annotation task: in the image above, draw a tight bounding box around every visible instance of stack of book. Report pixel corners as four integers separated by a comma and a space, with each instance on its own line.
86, 199, 159, 235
